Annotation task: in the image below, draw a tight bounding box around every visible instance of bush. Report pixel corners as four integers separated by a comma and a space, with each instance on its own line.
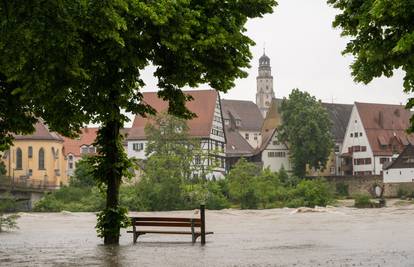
336, 182, 349, 197
289, 178, 334, 208
0, 193, 20, 232
354, 194, 372, 208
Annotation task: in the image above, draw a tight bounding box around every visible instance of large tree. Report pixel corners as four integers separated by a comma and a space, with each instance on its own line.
278, 89, 333, 177
0, 0, 276, 244
328, 0, 414, 129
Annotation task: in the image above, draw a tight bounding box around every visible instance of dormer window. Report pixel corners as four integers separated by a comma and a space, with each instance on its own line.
235, 120, 241, 126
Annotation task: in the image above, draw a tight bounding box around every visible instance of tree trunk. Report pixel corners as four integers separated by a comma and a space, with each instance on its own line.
102, 119, 122, 245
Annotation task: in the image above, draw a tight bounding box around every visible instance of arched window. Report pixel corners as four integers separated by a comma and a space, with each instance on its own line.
16, 148, 22, 170
39, 148, 45, 170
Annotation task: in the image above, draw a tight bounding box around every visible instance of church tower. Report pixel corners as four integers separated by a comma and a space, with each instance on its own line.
256, 51, 275, 117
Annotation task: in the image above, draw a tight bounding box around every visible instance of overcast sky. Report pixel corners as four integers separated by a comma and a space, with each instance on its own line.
131, 0, 410, 126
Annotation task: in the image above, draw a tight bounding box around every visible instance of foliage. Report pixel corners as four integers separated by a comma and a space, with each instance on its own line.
278, 89, 334, 177
96, 207, 130, 239
0, 161, 6, 176
69, 158, 96, 188
33, 187, 105, 212
288, 178, 334, 208
227, 158, 260, 209
354, 194, 373, 208
0, 0, 276, 244
0, 193, 20, 232
328, 0, 414, 131
255, 168, 280, 208
336, 182, 349, 197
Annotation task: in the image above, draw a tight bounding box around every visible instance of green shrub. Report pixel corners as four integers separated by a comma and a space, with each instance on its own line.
336, 182, 349, 197
354, 194, 372, 208
289, 178, 334, 208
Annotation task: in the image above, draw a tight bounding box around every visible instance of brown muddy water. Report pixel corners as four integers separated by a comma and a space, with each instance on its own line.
1, 206, 414, 266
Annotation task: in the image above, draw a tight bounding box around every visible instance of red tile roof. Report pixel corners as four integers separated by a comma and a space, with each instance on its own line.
356, 102, 414, 156
128, 90, 219, 140
14, 121, 63, 142
63, 127, 99, 156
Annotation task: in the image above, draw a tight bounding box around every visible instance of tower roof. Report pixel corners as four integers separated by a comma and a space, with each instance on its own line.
259, 53, 270, 66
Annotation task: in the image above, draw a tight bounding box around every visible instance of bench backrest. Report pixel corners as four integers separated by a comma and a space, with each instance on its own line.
131, 217, 202, 228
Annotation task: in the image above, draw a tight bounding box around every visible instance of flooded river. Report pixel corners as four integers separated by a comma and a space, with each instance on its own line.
1, 205, 414, 266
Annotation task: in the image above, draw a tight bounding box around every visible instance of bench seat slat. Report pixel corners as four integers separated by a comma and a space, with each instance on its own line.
131, 217, 201, 222
134, 222, 201, 227
127, 230, 214, 235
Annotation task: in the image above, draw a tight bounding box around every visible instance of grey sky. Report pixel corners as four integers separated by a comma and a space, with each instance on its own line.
130, 0, 409, 126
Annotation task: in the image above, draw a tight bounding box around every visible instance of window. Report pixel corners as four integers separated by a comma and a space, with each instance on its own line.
273, 140, 279, 146
361, 146, 367, 152
89, 146, 96, 153
55, 169, 60, 176
69, 162, 73, 169
359, 132, 363, 137
38, 148, 45, 170
380, 157, 389, 164
194, 155, 201, 165
268, 151, 286, 158
133, 143, 144, 151
245, 133, 249, 140
350, 133, 353, 137
224, 119, 230, 126
16, 148, 22, 170
81, 146, 88, 154
254, 133, 258, 140
334, 145, 340, 153
354, 132, 358, 138
68, 155, 73, 161
28, 146, 33, 158
28, 169, 33, 176
354, 146, 361, 152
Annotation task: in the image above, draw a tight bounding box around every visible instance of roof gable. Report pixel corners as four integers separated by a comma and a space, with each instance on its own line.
221, 99, 263, 132
14, 120, 63, 142
129, 90, 218, 140
384, 145, 414, 170
63, 127, 99, 156
322, 103, 353, 142
356, 102, 414, 155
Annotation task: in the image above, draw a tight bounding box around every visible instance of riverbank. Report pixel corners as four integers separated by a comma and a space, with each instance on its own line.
1, 205, 414, 266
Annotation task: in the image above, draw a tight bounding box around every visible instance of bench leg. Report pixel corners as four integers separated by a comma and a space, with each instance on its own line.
133, 233, 139, 244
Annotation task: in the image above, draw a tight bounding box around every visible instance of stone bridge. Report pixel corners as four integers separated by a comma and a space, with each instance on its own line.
0, 176, 59, 210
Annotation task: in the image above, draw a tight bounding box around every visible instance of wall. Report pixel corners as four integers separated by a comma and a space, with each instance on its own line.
322, 175, 414, 198
384, 168, 414, 183
262, 130, 291, 172
238, 130, 262, 149
3, 140, 68, 187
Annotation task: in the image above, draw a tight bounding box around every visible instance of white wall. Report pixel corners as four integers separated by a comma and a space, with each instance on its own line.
384, 168, 414, 183
341, 105, 375, 174
262, 130, 291, 172
238, 130, 262, 149
127, 140, 148, 159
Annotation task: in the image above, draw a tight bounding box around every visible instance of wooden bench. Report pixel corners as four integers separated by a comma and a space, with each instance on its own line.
128, 205, 213, 244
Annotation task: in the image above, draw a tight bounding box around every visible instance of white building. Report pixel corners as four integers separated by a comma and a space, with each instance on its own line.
341, 102, 414, 176
259, 128, 291, 172
127, 90, 226, 179
384, 145, 414, 183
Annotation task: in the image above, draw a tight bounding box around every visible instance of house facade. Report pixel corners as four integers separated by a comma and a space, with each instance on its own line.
127, 90, 226, 179
341, 102, 414, 176
256, 98, 291, 172
1, 121, 68, 187
62, 127, 99, 177
383, 145, 414, 183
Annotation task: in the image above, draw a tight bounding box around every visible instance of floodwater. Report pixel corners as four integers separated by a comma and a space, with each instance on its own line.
1, 205, 414, 266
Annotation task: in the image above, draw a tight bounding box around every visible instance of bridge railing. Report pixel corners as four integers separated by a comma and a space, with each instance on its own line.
0, 175, 60, 191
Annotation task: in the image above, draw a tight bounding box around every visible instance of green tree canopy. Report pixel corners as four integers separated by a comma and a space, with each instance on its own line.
0, 0, 276, 244
278, 89, 333, 177
328, 0, 414, 129
69, 157, 95, 188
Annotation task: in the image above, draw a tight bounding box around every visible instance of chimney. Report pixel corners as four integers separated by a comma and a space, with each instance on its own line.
378, 111, 384, 128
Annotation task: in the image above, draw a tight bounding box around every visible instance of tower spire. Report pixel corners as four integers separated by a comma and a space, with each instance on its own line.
263, 42, 266, 55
